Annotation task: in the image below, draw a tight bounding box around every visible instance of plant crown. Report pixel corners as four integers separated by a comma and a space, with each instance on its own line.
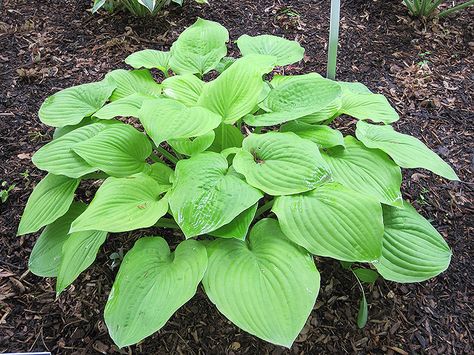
18, 18, 457, 348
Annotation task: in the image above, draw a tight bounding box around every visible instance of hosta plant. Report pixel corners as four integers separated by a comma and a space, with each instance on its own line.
18, 18, 457, 348
92, 0, 207, 16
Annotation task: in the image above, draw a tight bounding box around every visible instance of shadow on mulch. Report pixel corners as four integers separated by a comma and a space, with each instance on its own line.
0, 0, 473, 354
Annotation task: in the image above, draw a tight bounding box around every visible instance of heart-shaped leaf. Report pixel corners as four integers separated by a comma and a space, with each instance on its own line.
322, 136, 403, 207
125, 49, 170, 74
28, 202, 86, 276
244, 74, 342, 126
198, 54, 276, 124
70, 173, 168, 233
33, 121, 119, 178
375, 202, 452, 282
169, 152, 263, 238
139, 98, 221, 146
273, 182, 384, 262
356, 121, 458, 180
105, 69, 162, 101
203, 218, 320, 348
236, 34, 304, 66
73, 124, 152, 177
39, 81, 115, 127
105, 237, 207, 348
208, 123, 244, 152
280, 121, 345, 148
147, 162, 173, 186
233, 132, 331, 195
18, 174, 80, 235
162, 74, 205, 106
169, 18, 229, 75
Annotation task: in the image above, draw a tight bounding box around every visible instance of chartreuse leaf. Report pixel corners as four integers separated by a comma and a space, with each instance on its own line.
233, 132, 331, 196
93, 93, 152, 120
375, 203, 451, 283
168, 130, 215, 156
280, 120, 345, 148
169, 152, 262, 238
273, 182, 384, 262
28, 202, 85, 276
322, 136, 403, 207
125, 50, 170, 74
39, 81, 115, 127
56, 228, 107, 294
237, 34, 304, 66
18, 174, 80, 236
73, 124, 152, 177
198, 54, 276, 124
337, 82, 399, 123
147, 162, 174, 186
33, 121, 118, 178
70, 173, 168, 233
203, 219, 320, 348
357, 292, 368, 328
105, 69, 162, 101
245, 74, 342, 126
208, 123, 244, 152
169, 18, 229, 75
139, 98, 221, 146
209, 204, 257, 240
105, 237, 207, 348
215, 56, 236, 73
53, 118, 93, 140
356, 121, 458, 180
162, 74, 205, 106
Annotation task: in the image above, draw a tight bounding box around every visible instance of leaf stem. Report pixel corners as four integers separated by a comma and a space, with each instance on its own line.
156, 146, 179, 164
255, 199, 274, 218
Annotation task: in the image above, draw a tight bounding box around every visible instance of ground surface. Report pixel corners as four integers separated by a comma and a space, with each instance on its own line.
0, 0, 473, 354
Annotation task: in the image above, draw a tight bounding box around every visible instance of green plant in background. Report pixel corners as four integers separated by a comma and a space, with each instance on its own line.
1, 180, 15, 203
92, 0, 207, 16
403, 0, 474, 18
18, 18, 458, 348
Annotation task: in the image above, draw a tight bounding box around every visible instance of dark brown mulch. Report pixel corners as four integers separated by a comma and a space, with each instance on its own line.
1, 0, 473, 354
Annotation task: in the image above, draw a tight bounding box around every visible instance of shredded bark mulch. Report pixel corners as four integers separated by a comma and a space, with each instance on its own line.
0, 0, 473, 354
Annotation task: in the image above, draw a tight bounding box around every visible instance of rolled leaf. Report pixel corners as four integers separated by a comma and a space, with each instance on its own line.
125, 49, 170, 73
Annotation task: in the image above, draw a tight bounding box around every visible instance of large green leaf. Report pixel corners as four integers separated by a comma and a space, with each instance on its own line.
168, 130, 215, 156
73, 124, 152, 177
233, 132, 331, 195
375, 203, 452, 283
52, 118, 93, 140
39, 81, 115, 127
209, 203, 257, 240
237, 34, 304, 66
356, 121, 458, 180
162, 74, 205, 106
28, 202, 86, 277
105, 69, 162, 101
273, 182, 384, 262
208, 123, 244, 152
104, 237, 207, 348
125, 49, 170, 74
337, 82, 399, 124
322, 136, 403, 207
244, 74, 342, 126
18, 174, 80, 235
198, 54, 276, 124
169, 152, 263, 238
280, 120, 345, 148
57, 228, 107, 294
169, 18, 229, 75
93, 93, 152, 120
147, 162, 173, 186
139, 98, 221, 146
203, 218, 320, 348
70, 173, 168, 233
33, 121, 118, 178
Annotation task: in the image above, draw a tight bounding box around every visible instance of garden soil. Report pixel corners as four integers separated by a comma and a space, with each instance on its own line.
0, 0, 473, 354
